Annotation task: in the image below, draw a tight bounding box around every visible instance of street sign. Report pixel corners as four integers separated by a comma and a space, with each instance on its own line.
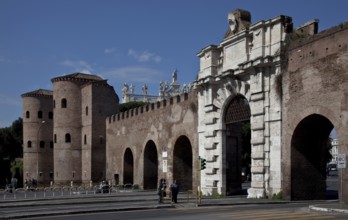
337, 153, 346, 169
163, 159, 168, 173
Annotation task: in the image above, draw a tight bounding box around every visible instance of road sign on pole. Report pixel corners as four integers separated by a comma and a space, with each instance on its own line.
337, 153, 346, 169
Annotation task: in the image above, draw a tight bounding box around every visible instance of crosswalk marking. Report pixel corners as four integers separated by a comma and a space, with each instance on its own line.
217, 210, 336, 220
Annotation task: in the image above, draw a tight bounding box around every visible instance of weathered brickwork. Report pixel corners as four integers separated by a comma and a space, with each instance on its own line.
282, 22, 348, 201
105, 92, 198, 189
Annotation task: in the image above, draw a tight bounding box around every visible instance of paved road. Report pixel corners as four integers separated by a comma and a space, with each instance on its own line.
23, 203, 348, 220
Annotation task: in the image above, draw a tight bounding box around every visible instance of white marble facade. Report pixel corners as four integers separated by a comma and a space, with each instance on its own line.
195, 9, 289, 198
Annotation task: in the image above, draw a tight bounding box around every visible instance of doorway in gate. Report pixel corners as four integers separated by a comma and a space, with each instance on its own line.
291, 114, 336, 200
143, 140, 158, 189
224, 94, 251, 195
173, 136, 193, 191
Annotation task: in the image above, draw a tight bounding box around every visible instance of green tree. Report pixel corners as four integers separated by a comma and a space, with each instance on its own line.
119, 101, 147, 112
0, 118, 23, 187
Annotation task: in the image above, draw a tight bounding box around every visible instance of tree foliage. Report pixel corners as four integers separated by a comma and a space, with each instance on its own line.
0, 118, 23, 160
119, 101, 147, 112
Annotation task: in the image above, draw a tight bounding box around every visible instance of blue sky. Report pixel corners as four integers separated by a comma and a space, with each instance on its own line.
0, 0, 347, 128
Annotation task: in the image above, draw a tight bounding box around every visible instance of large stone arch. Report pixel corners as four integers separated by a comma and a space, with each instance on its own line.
290, 114, 334, 200
282, 106, 340, 200
223, 94, 251, 195
123, 148, 134, 185
173, 135, 193, 191
143, 140, 158, 190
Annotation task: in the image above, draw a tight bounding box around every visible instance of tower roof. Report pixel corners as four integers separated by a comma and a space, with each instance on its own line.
51, 73, 104, 83
21, 89, 53, 97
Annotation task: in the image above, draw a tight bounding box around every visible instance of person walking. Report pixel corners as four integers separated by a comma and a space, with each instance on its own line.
158, 178, 167, 203
170, 180, 179, 203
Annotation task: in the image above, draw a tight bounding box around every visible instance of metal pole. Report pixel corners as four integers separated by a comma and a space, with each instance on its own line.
341, 168, 343, 204
36, 121, 45, 186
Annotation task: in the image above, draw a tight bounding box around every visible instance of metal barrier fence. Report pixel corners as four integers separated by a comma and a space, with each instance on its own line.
0, 184, 137, 200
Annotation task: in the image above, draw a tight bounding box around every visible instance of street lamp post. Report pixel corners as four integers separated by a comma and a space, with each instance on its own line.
36, 120, 45, 186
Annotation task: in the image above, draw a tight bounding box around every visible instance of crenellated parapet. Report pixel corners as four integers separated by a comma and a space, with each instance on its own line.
108, 92, 190, 123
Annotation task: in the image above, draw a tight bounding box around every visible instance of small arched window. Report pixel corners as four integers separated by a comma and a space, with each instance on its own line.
50, 141, 54, 148
85, 106, 88, 116
48, 112, 53, 119
38, 111, 43, 119
26, 111, 30, 119
61, 98, 67, 108
40, 141, 45, 148
65, 133, 71, 143
27, 141, 32, 148
54, 134, 57, 143
84, 134, 87, 145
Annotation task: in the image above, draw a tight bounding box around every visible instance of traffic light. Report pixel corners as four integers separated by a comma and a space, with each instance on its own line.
200, 157, 206, 170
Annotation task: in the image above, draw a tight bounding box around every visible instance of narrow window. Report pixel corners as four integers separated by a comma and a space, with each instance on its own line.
54, 134, 57, 143
26, 111, 30, 119
50, 141, 53, 148
53, 100, 56, 108
85, 106, 88, 116
61, 98, 67, 108
48, 112, 53, 119
65, 133, 71, 143
84, 134, 87, 144
38, 111, 43, 119
40, 141, 45, 148
27, 141, 32, 148
99, 136, 103, 144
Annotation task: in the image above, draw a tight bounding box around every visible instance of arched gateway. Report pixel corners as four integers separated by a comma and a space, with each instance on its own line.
173, 136, 193, 191
224, 95, 251, 195
143, 140, 158, 189
291, 114, 335, 200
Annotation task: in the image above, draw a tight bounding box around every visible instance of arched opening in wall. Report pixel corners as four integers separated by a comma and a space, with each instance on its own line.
224, 94, 251, 195
291, 114, 336, 200
123, 148, 134, 185
143, 140, 158, 189
173, 136, 193, 191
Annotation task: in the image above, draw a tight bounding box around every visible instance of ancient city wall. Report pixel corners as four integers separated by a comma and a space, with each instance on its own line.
106, 92, 198, 189
282, 22, 348, 200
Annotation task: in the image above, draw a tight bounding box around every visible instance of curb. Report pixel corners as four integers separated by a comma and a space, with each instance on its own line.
309, 205, 348, 214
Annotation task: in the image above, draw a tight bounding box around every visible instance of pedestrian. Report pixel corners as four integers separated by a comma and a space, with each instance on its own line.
158, 178, 167, 203
11, 176, 18, 192
24, 179, 28, 190
170, 180, 179, 203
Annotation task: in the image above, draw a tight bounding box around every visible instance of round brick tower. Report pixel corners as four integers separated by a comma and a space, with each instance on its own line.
51, 73, 119, 184
22, 89, 53, 186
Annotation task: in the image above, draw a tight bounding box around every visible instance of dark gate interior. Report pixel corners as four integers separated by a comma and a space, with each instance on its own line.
143, 140, 158, 189
173, 136, 193, 191
123, 148, 134, 185
291, 114, 335, 200
224, 95, 251, 195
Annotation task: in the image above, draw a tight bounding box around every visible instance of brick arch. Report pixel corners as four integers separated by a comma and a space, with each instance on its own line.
143, 140, 158, 190
287, 106, 338, 133
173, 135, 193, 191
290, 113, 334, 200
283, 106, 339, 200
123, 148, 134, 185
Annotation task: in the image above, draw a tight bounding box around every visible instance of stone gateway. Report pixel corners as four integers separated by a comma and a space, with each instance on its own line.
22, 9, 348, 202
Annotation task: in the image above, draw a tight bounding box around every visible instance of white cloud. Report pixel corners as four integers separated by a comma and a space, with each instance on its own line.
104, 66, 163, 83
128, 49, 162, 63
60, 60, 93, 74
104, 48, 116, 54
